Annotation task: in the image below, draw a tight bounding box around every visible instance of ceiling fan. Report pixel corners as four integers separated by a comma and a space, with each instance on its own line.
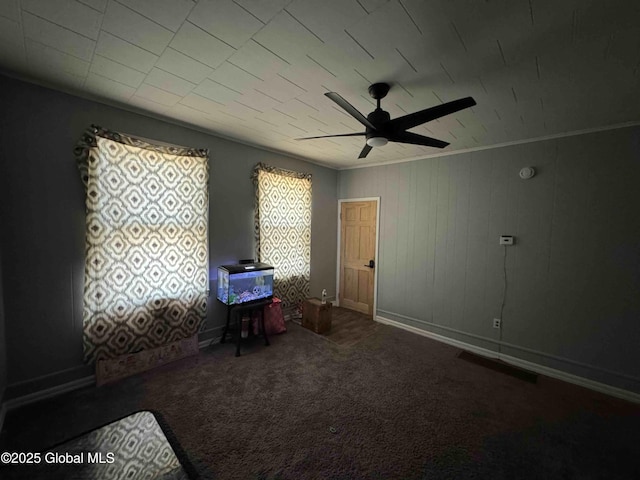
296, 82, 476, 158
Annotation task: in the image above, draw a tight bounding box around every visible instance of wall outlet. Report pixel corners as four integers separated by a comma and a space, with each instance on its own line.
493, 318, 501, 329
499, 235, 514, 245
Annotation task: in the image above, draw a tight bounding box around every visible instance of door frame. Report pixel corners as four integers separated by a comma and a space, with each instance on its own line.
335, 197, 381, 316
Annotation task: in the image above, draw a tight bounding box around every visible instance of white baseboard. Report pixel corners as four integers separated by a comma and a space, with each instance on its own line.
5, 376, 96, 411
5, 333, 224, 412
198, 336, 219, 349
376, 315, 640, 404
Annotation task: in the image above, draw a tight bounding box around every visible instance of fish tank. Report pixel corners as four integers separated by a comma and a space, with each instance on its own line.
217, 262, 274, 305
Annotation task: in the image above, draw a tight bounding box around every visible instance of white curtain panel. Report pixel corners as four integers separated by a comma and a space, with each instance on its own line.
75, 126, 209, 362
252, 163, 312, 309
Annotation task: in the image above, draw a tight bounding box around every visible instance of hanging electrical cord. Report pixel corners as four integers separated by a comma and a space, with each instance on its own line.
498, 245, 508, 354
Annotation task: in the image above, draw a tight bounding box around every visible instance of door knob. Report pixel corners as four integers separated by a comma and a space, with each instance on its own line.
364, 260, 375, 268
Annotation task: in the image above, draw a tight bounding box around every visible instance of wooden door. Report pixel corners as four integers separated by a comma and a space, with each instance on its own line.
339, 200, 376, 316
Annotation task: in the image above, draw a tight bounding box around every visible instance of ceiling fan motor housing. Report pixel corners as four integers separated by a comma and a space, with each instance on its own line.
368, 82, 391, 100
366, 108, 391, 141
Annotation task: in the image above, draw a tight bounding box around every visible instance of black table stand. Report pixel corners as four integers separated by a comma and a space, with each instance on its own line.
220, 298, 272, 356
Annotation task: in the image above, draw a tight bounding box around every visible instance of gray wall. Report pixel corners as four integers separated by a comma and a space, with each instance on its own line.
0, 74, 337, 397
339, 126, 640, 393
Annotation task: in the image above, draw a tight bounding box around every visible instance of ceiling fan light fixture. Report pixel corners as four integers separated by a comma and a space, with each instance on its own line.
366, 136, 388, 147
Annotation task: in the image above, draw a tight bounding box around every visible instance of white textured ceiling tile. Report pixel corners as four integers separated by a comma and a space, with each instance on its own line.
170, 102, 211, 123
252, 11, 323, 64
170, 22, 234, 68
252, 74, 306, 103
443, 48, 504, 84
275, 66, 328, 96
193, 78, 241, 104
21, 0, 102, 40
22, 12, 95, 61
232, 0, 289, 24
102, 1, 173, 55
509, 77, 544, 105
235, 90, 281, 113
346, 1, 420, 60
226, 40, 289, 80
307, 34, 376, 78
480, 66, 522, 101
206, 111, 246, 128
220, 100, 267, 119
135, 83, 182, 106
576, 1, 640, 41
295, 90, 339, 113
209, 61, 264, 92
0, 0, 20, 22
25, 62, 86, 88
349, 43, 423, 86
0, 17, 26, 71
405, 1, 462, 53
188, 0, 264, 48
0, 15, 23, 48
471, 103, 501, 123
517, 100, 545, 124
85, 72, 136, 100
254, 109, 299, 127
180, 93, 225, 115
117, 0, 196, 32
527, 0, 577, 52
90, 54, 145, 87
407, 5, 501, 79
128, 94, 171, 115
286, 0, 368, 42
25, 38, 90, 78
272, 97, 322, 119
77, 0, 108, 12
426, 114, 458, 133
539, 37, 608, 93
95, 31, 158, 73
303, 112, 341, 132
272, 122, 310, 138
437, 0, 533, 64
351, 2, 392, 21
144, 67, 195, 97
155, 48, 212, 84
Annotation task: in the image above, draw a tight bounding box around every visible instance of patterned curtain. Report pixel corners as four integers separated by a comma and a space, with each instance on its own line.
75, 125, 209, 362
252, 163, 312, 308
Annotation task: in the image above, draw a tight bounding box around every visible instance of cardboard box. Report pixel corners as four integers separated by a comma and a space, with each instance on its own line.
302, 298, 332, 334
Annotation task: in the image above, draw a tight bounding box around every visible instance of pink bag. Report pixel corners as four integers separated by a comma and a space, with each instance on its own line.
252, 297, 286, 335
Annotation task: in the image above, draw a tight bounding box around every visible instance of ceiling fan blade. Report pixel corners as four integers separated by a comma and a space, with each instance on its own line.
389, 131, 449, 148
325, 92, 376, 130
387, 97, 476, 131
358, 144, 373, 158
296, 132, 366, 140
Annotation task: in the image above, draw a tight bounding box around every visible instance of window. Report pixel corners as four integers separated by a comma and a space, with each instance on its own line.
76, 126, 209, 362
252, 163, 312, 308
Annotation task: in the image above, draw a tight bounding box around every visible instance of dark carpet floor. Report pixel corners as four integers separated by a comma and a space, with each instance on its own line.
313, 306, 379, 347
2, 321, 639, 479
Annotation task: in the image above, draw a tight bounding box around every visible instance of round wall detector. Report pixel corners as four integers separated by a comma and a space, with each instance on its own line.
519, 167, 536, 179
